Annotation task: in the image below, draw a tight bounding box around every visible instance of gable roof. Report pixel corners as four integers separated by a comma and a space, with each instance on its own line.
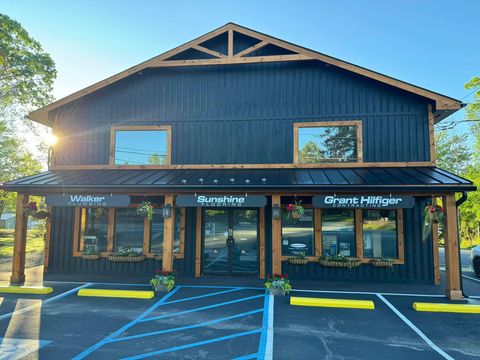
29, 22, 462, 126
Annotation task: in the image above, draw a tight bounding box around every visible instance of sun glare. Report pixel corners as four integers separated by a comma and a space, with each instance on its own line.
46, 133, 58, 146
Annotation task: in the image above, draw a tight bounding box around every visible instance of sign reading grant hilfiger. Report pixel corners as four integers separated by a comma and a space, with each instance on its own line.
313, 195, 415, 209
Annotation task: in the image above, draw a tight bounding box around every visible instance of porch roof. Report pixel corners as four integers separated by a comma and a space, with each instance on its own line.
1, 167, 475, 193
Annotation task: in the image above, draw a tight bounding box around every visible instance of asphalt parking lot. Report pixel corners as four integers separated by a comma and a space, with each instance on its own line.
0, 274, 478, 359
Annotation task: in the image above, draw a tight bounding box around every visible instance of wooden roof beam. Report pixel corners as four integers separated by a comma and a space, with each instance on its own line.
191, 45, 226, 58
150, 54, 313, 67
234, 40, 270, 57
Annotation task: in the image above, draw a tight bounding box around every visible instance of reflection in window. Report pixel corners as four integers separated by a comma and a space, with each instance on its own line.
80, 208, 108, 252
150, 208, 182, 254
298, 125, 358, 163
114, 129, 169, 165
321, 209, 355, 256
282, 209, 314, 256
114, 208, 144, 253
362, 210, 398, 258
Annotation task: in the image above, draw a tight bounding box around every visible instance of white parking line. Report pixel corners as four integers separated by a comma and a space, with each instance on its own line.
462, 274, 480, 283
376, 294, 454, 360
292, 288, 445, 298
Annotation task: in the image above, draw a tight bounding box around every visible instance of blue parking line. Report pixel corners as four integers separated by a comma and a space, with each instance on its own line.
257, 295, 269, 360
139, 294, 265, 322
121, 328, 263, 360
233, 354, 259, 360
162, 287, 242, 305
110, 308, 264, 343
72, 286, 182, 360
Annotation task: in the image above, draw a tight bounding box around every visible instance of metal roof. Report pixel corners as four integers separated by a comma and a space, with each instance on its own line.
2, 167, 475, 193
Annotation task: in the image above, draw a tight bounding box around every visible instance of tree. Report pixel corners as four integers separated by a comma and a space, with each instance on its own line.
0, 119, 42, 216
0, 13, 56, 110
435, 131, 471, 174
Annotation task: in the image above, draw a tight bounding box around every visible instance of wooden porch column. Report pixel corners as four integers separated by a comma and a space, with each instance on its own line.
443, 194, 462, 300
10, 193, 29, 285
272, 195, 282, 275
162, 194, 175, 271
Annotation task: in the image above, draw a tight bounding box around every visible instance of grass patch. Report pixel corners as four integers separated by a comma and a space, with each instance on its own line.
0, 229, 45, 257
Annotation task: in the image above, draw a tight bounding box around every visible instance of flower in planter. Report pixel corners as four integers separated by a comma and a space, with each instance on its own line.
283, 201, 305, 220
114, 246, 143, 257
424, 203, 444, 225
264, 273, 292, 295
136, 201, 154, 221
150, 269, 175, 291
23, 201, 38, 216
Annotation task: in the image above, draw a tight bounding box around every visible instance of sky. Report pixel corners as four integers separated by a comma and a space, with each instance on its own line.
2, 0, 479, 140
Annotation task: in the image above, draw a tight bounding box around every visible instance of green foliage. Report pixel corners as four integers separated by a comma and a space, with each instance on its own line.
435, 131, 471, 174
264, 274, 292, 294
136, 201, 154, 221
0, 13, 56, 109
113, 246, 143, 257
0, 229, 44, 257
150, 270, 175, 291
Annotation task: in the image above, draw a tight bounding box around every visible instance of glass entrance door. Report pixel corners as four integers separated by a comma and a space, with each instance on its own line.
203, 208, 258, 276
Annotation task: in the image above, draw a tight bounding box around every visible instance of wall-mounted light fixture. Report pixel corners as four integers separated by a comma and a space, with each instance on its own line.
272, 204, 281, 219
162, 204, 172, 218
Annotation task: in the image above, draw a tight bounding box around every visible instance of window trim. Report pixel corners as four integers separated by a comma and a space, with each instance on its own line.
73, 205, 185, 259
293, 121, 363, 164
109, 125, 172, 166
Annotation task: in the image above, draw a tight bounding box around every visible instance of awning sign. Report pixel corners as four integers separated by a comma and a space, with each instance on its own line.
176, 195, 266, 207
45, 194, 130, 207
313, 195, 415, 209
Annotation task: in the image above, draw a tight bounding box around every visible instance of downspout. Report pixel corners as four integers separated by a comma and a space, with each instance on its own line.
455, 191, 468, 298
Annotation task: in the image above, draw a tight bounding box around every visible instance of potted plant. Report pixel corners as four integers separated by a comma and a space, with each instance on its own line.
287, 252, 309, 265
284, 201, 304, 220
424, 204, 444, 224
150, 269, 175, 292
108, 247, 146, 262
319, 255, 361, 269
136, 201, 154, 221
81, 249, 101, 260
23, 202, 38, 217
264, 273, 292, 296
370, 258, 395, 269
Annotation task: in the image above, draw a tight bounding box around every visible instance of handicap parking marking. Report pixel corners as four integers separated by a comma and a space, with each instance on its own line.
376, 294, 454, 360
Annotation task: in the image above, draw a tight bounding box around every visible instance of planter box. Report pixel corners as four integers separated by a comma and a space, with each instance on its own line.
319, 259, 361, 269
81, 254, 101, 260
107, 255, 146, 263
370, 260, 395, 268
153, 255, 162, 261
268, 287, 286, 296
154, 283, 172, 292
287, 257, 309, 265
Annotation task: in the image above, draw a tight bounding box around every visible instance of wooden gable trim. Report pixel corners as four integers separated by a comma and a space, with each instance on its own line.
29, 23, 461, 126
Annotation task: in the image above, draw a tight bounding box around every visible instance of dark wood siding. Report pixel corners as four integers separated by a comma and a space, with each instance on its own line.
51, 61, 431, 166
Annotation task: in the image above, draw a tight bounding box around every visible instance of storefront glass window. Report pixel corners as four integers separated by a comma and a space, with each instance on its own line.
362, 210, 398, 258
150, 208, 182, 254
80, 208, 108, 252
114, 129, 168, 165
282, 208, 314, 256
298, 125, 358, 163
114, 208, 144, 253
321, 209, 355, 256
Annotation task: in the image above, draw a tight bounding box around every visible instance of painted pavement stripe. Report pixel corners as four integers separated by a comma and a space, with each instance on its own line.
0, 283, 92, 321
463, 274, 480, 283
121, 328, 263, 360
162, 287, 242, 305
110, 308, 264, 343
257, 295, 269, 360
139, 294, 265, 322
376, 294, 454, 360
72, 287, 182, 360
265, 295, 274, 360
233, 353, 259, 360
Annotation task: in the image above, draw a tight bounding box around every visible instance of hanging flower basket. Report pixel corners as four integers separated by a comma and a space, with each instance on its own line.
136, 201, 154, 221
283, 201, 305, 220
370, 258, 395, 268
424, 204, 444, 225
23, 202, 38, 216
32, 210, 50, 220
319, 256, 361, 269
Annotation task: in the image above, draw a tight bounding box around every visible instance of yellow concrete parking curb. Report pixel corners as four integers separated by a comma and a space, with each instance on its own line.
290, 296, 375, 309
0, 286, 53, 295
77, 288, 154, 299
412, 302, 480, 314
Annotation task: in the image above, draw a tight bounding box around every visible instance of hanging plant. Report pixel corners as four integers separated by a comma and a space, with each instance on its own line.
93, 208, 106, 218
284, 200, 305, 220
23, 202, 38, 216
424, 204, 444, 225
136, 201, 154, 221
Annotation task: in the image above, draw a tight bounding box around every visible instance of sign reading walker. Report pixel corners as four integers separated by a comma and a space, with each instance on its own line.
313, 195, 415, 209
176, 195, 266, 208
45, 194, 130, 207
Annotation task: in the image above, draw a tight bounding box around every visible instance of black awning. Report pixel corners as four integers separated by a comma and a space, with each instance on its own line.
1, 167, 476, 193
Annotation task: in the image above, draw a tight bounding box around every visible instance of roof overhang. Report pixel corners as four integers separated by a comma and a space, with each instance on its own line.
28, 22, 462, 127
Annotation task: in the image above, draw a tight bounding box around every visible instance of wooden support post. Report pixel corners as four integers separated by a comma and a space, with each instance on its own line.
443, 194, 462, 300
432, 222, 441, 285
272, 195, 282, 274
43, 206, 52, 272
195, 207, 202, 277
162, 195, 175, 271
10, 193, 29, 285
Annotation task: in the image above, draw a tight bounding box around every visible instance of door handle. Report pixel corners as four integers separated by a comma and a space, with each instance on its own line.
228, 228, 233, 236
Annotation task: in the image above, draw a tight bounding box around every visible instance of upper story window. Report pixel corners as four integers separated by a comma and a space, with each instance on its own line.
294, 121, 362, 164
110, 126, 171, 165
